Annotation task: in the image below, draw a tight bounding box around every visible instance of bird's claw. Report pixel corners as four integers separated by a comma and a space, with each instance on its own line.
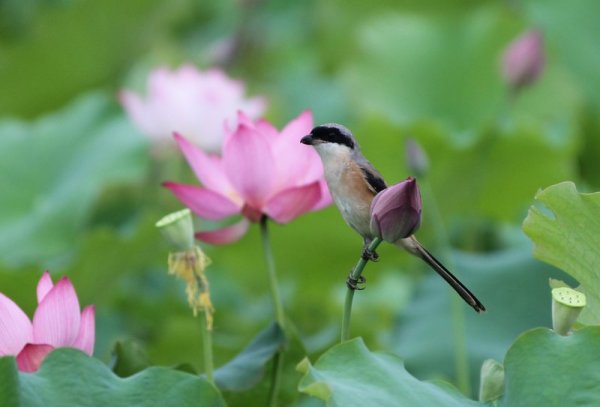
346, 274, 366, 290
361, 247, 379, 262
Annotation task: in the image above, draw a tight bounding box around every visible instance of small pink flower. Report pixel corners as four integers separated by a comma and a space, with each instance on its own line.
0, 271, 95, 372
501, 30, 545, 92
370, 177, 422, 243
164, 110, 332, 244
120, 65, 266, 152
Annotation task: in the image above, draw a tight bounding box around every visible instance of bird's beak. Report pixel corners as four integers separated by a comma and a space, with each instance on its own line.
300, 135, 314, 145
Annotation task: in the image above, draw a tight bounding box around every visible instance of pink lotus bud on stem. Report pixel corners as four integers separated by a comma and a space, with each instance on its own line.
370, 177, 422, 243
501, 30, 545, 93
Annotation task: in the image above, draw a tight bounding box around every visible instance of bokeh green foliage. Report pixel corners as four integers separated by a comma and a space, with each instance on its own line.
0, 0, 599, 405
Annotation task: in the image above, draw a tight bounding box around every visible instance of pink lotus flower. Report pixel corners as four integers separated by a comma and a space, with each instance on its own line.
164, 111, 332, 244
0, 272, 95, 372
501, 30, 545, 92
370, 177, 422, 243
120, 65, 266, 152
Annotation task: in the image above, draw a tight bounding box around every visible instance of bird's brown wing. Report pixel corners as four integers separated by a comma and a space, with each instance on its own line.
359, 161, 387, 195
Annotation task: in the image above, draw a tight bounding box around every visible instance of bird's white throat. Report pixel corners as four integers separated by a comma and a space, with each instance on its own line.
313, 143, 353, 175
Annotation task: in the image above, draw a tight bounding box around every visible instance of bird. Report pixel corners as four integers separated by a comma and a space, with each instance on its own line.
300, 123, 485, 313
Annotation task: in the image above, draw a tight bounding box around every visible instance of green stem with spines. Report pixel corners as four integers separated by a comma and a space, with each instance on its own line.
200, 310, 214, 384
341, 237, 383, 342
260, 216, 285, 407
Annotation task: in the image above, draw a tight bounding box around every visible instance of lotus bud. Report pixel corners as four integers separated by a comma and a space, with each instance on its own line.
501, 30, 545, 93
551, 287, 586, 336
405, 138, 429, 178
370, 177, 422, 243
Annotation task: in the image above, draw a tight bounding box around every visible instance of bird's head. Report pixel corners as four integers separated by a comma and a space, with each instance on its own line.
300, 124, 357, 160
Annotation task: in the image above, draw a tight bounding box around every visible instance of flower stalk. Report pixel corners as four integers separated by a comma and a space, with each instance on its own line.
200, 308, 214, 383
156, 209, 215, 383
260, 216, 285, 326
341, 237, 383, 342
259, 216, 285, 407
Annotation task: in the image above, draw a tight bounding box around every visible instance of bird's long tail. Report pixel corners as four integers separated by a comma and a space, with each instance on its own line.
398, 236, 486, 313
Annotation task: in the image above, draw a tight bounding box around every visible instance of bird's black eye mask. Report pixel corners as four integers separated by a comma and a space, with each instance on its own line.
310, 126, 355, 149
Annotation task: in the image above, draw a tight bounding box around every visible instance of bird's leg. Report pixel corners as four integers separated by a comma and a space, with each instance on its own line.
361, 239, 379, 262
346, 273, 366, 290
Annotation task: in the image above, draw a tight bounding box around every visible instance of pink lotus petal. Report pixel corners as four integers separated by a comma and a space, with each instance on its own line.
72, 305, 95, 356
32, 277, 81, 348
255, 119, 279, 140
223, 111, 255, 145
120, 66, 267, 152
36, 271, 54, 304
0, 293, 33, 356
173, 133, 235, 196
163, 182, 241, 220
264, 182, 322, 223
223, 124, 276, 208
16, 344, 54, 373
236, 111, 255, 128
273, 111, 323, 187
195, 219, 250, 245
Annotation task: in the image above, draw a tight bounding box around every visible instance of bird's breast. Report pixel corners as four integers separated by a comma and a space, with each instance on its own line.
323, 160, 375, 238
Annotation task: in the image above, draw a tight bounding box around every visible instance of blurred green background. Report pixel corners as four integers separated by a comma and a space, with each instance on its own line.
0, 0, 598, 403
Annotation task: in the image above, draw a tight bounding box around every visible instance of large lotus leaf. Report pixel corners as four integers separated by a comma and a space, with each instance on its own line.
341, 7, 507, 132
0, 0, 180, 117
218, 320, 311, 407
215, 322, 286, 391
422, 126, 575, 223
0, 348, 225, 407
297, 338, 480, 407
0, 356, 20, 406
340, 1, 587, 137
500, 327, 600, 406
523, 182, 600, 325
296, 320, 600, 407
0, 92, 147, 267
111, 340, 152, 377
